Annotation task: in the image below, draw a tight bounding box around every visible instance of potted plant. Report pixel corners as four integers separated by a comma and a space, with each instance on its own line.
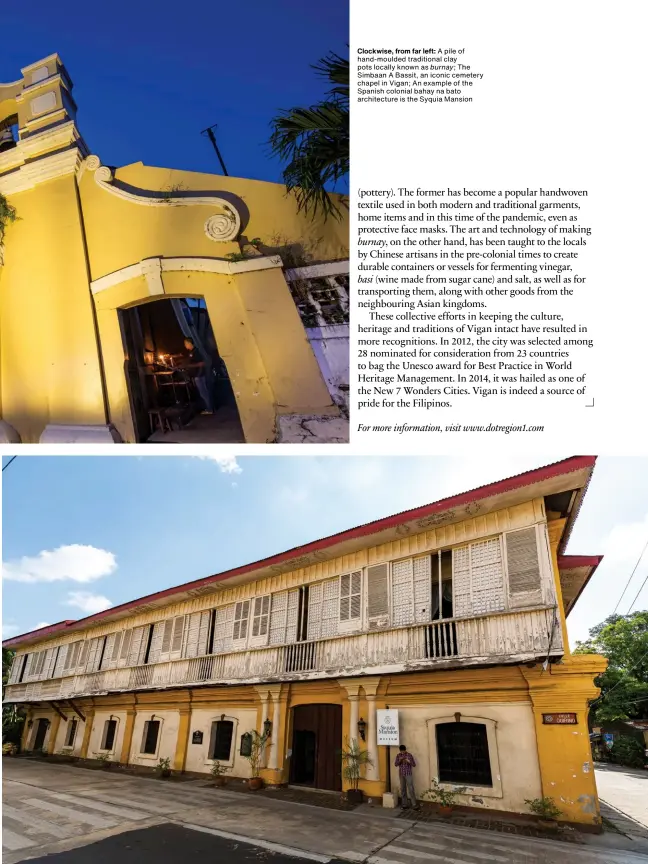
525, 796, 563, 828
94, 751, 112, 770
243, 729, 270, 790
340, 738, 372, 805
423, 778, 467, 816
210, 760, 230, 787
155, 757, 172, 779
2, 743, 18, 757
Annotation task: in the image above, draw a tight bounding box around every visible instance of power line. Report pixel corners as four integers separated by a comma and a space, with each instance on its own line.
613, 535, 648, 614
628, 568, 648, 614
2, 455, 17, 472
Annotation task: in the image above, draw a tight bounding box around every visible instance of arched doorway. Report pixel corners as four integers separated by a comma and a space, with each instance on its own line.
290, 704, 342, 791
119, 296, 244, 442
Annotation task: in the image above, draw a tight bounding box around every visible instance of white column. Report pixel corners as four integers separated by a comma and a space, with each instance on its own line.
268, 696, 281, 770
348, 694, 359, 742
365, 694, 378, 780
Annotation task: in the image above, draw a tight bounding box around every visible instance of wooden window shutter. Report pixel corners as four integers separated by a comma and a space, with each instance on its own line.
413, 556, 432, 621
111, 633, 122, 662
252, 597, 263, 638
84, 639, 99, 673
452, 546, 472, 617
307, 583, 323, 641
366, 563, 389, 629
183, 613, 201, 658
147, 623, 164, 664
128, 627, 145, 665
321, 579, 340, 637
471, 538, 505, 615
340, 573, 351, 621
208, 722, 219, 760
171, 616, 185, 653
161, 620, 173, 654
391, 559, 414, 626
506, 527, 543, 607
233, 601, 250, 641
119, 630, 132, 661
197, 610, 210, 655
103, 634, 115, 667
269, 591, 288, 644
78, 641, 90, 669
213, 604, 234, 653
350, 571, 362, 620
8, 655, 21, 684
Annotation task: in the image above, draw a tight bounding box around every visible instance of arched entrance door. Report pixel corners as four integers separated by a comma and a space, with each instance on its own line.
290, 704, 342, 791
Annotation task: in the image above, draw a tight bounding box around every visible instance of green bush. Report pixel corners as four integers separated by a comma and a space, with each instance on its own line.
610, 735, 645, 768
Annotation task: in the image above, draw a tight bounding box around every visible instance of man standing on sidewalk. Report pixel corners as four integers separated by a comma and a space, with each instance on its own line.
395, 743, 420, 810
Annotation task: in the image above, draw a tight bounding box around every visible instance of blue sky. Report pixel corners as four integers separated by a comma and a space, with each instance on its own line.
1, 0, 348, 184
2, 455, 647, 647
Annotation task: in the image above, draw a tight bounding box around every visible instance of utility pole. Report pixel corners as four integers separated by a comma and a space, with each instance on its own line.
201, 124, 229, 176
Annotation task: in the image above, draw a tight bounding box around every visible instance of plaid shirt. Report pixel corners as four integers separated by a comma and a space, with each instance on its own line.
395, 751, 416, 776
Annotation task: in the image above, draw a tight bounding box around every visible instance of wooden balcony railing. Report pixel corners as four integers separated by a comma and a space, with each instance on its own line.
3, 607, 561, 704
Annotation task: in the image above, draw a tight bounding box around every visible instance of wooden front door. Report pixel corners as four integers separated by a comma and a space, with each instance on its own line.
290, 704, 342, 791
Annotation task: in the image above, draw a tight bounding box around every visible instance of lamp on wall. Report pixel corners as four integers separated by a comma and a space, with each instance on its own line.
357, 718, 367, 741
263, 718, 272, 737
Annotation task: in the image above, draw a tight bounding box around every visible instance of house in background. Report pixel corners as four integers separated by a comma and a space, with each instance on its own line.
3, 456, 606, 827
0, 54, 349, 444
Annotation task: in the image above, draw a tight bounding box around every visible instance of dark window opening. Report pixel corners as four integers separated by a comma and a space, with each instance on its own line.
142, 720, 160, 755
65, 719, 78, 748
436, 722, 492, 786
18, 654, 28, 683
297, 585, 309, 641
102, 719, 117, 751
210, 720, 234, 761
207, 609, 216, 655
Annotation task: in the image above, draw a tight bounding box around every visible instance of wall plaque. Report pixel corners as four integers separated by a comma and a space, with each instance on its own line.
192, 731, 203, 744
542, 713, 577, 725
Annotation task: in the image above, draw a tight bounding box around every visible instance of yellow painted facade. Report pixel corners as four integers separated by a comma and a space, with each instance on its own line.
5, 464, 607, 828
0, 55, 348, 443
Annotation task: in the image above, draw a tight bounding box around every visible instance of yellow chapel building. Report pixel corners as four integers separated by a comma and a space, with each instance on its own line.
0, 54, 349, 444
3, 456, 608, 829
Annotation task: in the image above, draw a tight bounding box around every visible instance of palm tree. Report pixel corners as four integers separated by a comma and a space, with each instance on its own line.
269, 52, 349, 220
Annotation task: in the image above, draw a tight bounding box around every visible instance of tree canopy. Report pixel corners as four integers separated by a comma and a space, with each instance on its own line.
574, 611, 648, 724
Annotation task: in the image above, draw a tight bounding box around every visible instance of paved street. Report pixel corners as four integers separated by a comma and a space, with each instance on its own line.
3, 760, 648, 864
596, 764, 648, 837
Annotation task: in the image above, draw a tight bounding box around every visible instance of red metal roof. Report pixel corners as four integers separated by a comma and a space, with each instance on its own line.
3, 455, 597, 648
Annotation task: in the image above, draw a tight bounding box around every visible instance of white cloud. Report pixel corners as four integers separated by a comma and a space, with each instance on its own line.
2, 545, 117, 584
2, 623, 19, 639
191, 455, 242, 474
33, 622, 51, 629
65, 592, 113, 615
600, 512, 648, 569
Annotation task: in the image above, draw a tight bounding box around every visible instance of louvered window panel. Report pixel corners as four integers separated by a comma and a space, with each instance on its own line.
147, 622, 164, 664
53, 644, 67, 678
452, 547, 472, 617
453, 538, 505, 617
414, 556, 432, 621
307, 583, 323, 641
392, 559, 414, 626
120, 629, 132, 661
367, 563, 390, 628
232, 600, 250, 642
128, 627, 145, 665
213, 604, 234, 653
161, 620, 173, 654
171, 616, 185, 653
506, 527, 543, 607
111, 633, 122, 662
340, 571, 362, 623
269, 592, 288, 645
8, 655, 22, 684
251, 596, 270, 639
321, 579, 340, 638
184, 611, 210, 658
78, 641, 90, 669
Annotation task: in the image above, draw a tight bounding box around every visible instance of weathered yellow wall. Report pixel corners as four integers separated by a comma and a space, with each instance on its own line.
0, 175, 106, 441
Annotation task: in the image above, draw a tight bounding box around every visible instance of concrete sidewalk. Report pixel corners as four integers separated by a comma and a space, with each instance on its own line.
4, 760, 648, 864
